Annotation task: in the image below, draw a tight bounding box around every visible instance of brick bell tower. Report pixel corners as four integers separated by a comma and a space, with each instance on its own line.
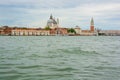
90, 18, 95, 32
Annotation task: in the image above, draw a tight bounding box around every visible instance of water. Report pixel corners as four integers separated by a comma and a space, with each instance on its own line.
0, 36, 120, 80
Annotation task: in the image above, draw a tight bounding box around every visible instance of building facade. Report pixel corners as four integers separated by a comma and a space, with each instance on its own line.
47, 14, 68, 36
11, 28, 50, 36
99, 30, 120, 36
74, 26, 81, 35
0, 26, 12, 35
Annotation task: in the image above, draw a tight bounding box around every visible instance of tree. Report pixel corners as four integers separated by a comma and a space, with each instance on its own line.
67, 28, 76, 34
45, 26, 51, 30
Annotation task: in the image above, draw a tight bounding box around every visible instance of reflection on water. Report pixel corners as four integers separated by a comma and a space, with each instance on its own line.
0, 36, 120, 80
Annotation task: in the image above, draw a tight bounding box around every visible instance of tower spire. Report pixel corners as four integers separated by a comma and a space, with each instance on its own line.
91, 17, 94, 26
50, 14, 53, 19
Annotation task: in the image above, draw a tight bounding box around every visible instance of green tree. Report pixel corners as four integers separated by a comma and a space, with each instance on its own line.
67, 28, 76, 34
45, 26, 51, 30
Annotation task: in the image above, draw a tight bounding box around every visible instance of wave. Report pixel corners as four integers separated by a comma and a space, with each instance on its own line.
48, 47, 99, 56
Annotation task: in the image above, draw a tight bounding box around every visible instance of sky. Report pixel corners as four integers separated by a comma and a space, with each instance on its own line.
0, 0, 120, 30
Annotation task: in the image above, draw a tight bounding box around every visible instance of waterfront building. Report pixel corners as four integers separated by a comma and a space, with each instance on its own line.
0, 26, 12, 35
47, 14, 59, 29
47, 14, 68, 36
11, 28, 50, 36
50, 28, 68, 36
74, 26, 81, 35
0, 27, 4, 35
99, 30, 120, 36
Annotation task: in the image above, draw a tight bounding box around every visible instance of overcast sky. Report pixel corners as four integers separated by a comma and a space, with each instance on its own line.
0, 0, 120, 30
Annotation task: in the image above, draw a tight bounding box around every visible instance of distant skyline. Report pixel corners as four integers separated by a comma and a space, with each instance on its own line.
0, 0, 120, 30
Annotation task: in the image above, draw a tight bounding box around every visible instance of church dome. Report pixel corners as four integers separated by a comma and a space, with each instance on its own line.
47, 19, 54, 23
47, 19, 57, 24
53, 19, 57, 24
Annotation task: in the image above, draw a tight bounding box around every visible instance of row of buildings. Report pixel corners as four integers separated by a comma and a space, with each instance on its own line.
1, 14, 120, 36
0, 14, 96, 36
99, 30, 120, 36
0, 27, 68, 36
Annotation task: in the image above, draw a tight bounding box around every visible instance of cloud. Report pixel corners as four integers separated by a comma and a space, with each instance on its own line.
0, 0, 120, 30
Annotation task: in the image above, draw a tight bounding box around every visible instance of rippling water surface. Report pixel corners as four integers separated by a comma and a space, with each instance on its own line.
0, 36, 120, 80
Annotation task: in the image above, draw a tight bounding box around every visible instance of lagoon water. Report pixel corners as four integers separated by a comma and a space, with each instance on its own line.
0, 36, 120, 80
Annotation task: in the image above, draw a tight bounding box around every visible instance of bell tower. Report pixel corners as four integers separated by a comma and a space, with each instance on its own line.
90, 17, 95, 32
